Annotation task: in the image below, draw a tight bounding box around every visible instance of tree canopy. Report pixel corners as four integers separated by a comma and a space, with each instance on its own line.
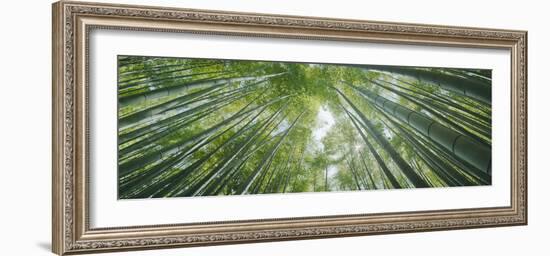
117, 55, 492, 199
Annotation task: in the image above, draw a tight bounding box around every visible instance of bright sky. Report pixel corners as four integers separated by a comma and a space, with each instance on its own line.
309, 105, 340, 190
312, 105, 336, 150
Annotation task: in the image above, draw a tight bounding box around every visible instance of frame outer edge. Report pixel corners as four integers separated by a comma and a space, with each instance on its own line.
52, 1, 66, 255
522, 31, 528, 225
53, 1, 528, 254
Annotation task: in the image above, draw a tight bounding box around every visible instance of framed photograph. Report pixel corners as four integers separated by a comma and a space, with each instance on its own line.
52, 1, 527, 255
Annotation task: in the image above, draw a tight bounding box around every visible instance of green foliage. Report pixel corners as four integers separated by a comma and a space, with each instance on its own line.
117, 56, 492, 199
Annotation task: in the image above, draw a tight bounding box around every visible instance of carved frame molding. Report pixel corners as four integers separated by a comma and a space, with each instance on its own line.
52, 1, 527, 254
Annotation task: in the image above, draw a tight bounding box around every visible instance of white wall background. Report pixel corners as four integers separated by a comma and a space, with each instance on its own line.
0, 0, 547, 255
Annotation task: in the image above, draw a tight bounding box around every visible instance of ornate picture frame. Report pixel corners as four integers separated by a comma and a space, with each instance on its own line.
52, 1, 527, 255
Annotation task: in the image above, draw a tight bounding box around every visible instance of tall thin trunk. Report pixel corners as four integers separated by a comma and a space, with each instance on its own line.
367, 79, 490, 146
361, 65, 491, 104
350, 84, 491, 175
239, 111, 305, 194
336, 88, 429, 187
346, 157, 363, 190
345, 109, 402, 189
182, 105, 288, 196
325, 166, 329, 191
119, 63, 221, 84
359, 150, 377, 189
384, 76, 491, 124
119, 72, 286, 107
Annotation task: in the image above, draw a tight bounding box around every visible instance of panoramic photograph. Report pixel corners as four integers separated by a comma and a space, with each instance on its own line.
117, 55, 492, 199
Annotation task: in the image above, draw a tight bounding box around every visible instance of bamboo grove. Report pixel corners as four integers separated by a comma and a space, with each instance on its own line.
117, 55, 492, 199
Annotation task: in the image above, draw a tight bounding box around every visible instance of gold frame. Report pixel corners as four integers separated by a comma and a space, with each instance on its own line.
52, 1, 528, 255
